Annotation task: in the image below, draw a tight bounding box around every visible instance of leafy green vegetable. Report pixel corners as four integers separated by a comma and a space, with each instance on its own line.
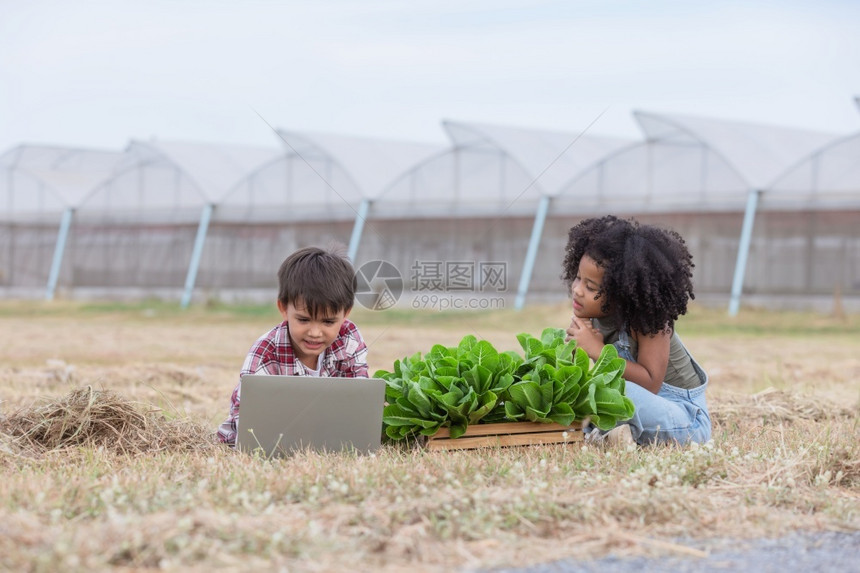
377, 327, 635, 441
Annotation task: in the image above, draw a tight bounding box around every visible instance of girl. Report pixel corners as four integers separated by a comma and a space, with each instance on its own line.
563, 215, 710, 446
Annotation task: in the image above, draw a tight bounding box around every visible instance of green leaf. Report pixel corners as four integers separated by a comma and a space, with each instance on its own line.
433, 366, 460, 379
589, 344, 619, 376
548, 402, 576, 426
392, 395, 419, 413
405, 378, 433, 418
524, 405, 551, 422
383, 378, 405, 402
556, 381, 583, 406
539, 379, 554, 406
470, 340, 499, 369
381, 406, 417, 427
463, 364, 493, 394
468, 391, 498, 424
492, 372, 515, 394
449, 423, 468, 439
573, 383, 598, 415
555, 365, 583, 387
457, 335, 478, 356
509, 381, 543, 411
504, 401, 525, 420
382, 404, 439, 429
589, 413, 614, 431
554, 339, 579, 365
574, 347, 590, 374
502, 350, 524, 370
592, 386, 635, 417
517, 333, 543, 359
433, 375, 460, 391
588, 372, 616, 387
540, 327, 565, 347
428, 344, 452, 359
538, 348, 558, 367
607, 373, 625, 393
373, 368, 393, 379
419, 424, 443, 436
454, 388, 478, 417
540, 363, 558, 383
385, 425, 408, 440
439, 387, 465, 408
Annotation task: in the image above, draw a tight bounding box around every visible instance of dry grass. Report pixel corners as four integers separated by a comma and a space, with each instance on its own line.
0, 386, 217, 458
1, 301, 858, 572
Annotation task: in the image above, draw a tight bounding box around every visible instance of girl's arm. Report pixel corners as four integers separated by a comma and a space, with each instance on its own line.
567, 317, 669, 394
625, 330, 670, 394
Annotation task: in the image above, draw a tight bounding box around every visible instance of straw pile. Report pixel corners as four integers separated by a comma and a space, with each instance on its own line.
711, 386, 856, 425
0, 386, 217, 456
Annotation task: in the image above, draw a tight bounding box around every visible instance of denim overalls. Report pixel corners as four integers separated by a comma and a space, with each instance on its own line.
613, 329, 711, 445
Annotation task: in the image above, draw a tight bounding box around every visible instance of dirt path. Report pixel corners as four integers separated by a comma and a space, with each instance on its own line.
487, 531, 860, 573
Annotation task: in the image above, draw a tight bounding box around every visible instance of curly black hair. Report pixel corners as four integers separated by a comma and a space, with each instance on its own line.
561, 215, 695, 335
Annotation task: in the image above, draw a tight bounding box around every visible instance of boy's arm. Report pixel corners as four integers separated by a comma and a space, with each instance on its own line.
216, 333, 284, 445
216, 383, 241, 445
337, 321, 369, 377
349, 342, 369, 377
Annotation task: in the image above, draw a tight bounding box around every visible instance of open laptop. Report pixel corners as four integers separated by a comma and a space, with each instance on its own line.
235, 375, 387, 457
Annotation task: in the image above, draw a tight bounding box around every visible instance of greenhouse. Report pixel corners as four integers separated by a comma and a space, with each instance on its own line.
0, 111, 857, 313
198, 131, 444, 303
355, 120, 632, 307
65, 140, 283, 302
0, 145, 126, 296
524, 112, 853, 313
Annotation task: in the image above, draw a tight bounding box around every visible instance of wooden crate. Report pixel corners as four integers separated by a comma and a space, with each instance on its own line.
426, 421, 583, 451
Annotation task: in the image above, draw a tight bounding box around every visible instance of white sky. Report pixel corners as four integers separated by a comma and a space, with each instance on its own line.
2, 0, 859, 154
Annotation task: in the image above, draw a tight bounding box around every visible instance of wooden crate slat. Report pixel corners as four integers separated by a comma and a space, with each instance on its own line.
426, 421, 583, 451
432, 421, 577, 439
426, 429, 582, 451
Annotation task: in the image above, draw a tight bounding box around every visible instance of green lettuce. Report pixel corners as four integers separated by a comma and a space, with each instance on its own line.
378, 328, 635, 441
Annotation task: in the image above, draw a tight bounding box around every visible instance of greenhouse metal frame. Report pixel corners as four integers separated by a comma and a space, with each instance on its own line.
1, 108, 857, 313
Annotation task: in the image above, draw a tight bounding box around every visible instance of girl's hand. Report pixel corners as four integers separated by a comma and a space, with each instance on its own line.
565, 316, 604, 360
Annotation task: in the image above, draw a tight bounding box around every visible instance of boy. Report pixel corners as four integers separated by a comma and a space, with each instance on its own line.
217, 246, 369, 446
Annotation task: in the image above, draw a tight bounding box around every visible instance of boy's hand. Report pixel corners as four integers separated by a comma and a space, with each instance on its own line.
566, 316, 604, 360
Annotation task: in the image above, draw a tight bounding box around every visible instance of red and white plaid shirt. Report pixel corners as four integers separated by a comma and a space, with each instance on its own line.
217, 319, 368, 445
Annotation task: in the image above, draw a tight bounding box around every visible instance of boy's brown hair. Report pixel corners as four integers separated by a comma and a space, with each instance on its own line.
277, 246, 356, 317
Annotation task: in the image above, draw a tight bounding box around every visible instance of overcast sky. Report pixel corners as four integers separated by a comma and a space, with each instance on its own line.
2, 0, 859, 154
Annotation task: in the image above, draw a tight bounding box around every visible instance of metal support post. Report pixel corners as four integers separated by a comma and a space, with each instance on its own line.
45, 208, 74, 300
728, 189, 761, 316
181, 203, 214, 309
347, 199, 370, 263
514, 195, 551, 310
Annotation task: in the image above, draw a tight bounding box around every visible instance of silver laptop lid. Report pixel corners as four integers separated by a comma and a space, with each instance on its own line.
235, 375, 386, 457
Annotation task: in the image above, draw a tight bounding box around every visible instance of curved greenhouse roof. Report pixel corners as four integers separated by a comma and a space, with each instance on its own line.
217, 131, 444, 222
78, 140, 282, 224
553, 112, 843, 214
634, 111, 838, 190
554, 138, 750, 213
0, 144, 125, 221
443, 120, 632, 196
767, 131, 860, 209
376, 121, 632, 217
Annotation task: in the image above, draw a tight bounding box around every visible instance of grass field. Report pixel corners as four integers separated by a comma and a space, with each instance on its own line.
1, 301, 858, 571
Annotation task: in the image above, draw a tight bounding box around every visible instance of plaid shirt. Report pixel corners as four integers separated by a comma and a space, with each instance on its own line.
217, 319, 369, 445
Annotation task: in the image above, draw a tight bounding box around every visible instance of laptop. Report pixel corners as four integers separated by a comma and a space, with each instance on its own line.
235, 375, 387, 457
